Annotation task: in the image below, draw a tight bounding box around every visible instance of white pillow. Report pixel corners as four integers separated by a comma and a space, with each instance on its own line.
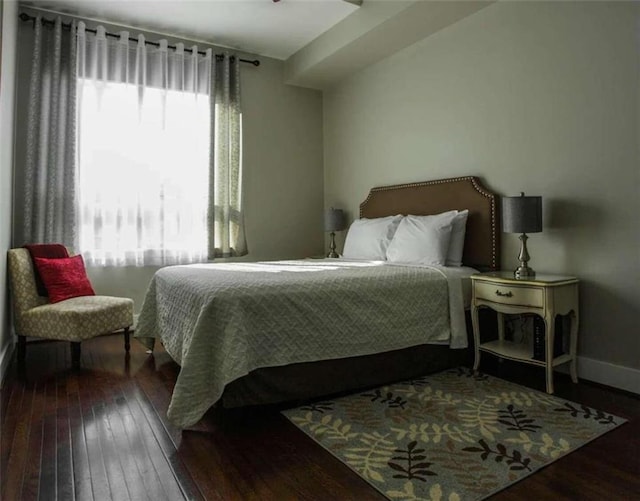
446, 209, 469, 267
342, 215, 403, 260
386, 211, 458, 265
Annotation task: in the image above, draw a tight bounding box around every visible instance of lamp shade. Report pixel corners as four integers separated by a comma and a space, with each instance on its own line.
324, 208, 346, 232
502, 193, 542, 234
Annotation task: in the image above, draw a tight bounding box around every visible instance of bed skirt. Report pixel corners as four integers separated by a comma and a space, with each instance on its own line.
220, 315, 481, 408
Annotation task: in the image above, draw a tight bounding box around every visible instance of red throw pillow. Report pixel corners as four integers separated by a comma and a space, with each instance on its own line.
24, 243, 70, 296
33, 255, 96, 304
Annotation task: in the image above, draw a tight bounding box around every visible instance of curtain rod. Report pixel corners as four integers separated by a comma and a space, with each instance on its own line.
19, 12, 261, 67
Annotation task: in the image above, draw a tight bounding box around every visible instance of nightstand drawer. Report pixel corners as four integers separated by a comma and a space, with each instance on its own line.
474, 281, 544, 308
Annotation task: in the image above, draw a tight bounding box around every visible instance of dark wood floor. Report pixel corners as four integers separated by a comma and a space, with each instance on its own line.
1, 334, 638, 501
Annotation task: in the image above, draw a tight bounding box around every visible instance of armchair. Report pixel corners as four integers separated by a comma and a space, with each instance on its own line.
7, 248, 134, 369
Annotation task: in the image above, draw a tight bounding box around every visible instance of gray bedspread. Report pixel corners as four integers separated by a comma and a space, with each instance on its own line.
135, 259, 469, 428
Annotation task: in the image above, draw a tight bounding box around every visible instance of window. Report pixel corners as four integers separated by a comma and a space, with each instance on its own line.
77, 79, 210, 266
22, 23, 246, 260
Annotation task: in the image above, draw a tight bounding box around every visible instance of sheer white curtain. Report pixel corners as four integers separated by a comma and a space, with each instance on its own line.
76, 23, 213, 266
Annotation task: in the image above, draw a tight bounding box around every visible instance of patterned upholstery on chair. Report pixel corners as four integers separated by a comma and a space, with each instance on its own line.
7, 248, 133, 342
22, 296, 133, 342
7, 249, 48, 336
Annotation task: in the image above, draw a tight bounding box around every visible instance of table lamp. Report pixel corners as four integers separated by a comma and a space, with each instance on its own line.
325, 208, 346, 258
502, 192, 542, 278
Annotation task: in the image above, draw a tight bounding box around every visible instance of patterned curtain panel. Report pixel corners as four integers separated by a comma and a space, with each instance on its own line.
22, 17, 78, 248
209, 56, 247, 258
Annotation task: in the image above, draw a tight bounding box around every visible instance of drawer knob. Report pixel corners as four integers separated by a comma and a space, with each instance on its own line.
495, 289, 513, 298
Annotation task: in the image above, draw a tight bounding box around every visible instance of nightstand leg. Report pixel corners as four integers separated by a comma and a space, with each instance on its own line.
544, 313, 555, 394
497, 312, 505, 363
497, 312, 505, 341
569, 309, 579, 383
472, 306, 481, 371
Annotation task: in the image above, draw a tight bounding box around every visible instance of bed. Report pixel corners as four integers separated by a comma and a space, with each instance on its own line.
135, 176, 499, 428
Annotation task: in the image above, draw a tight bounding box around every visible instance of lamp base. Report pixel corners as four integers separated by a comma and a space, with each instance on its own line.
514, 265, 535, 279
327, 231, 339, 258
514, 232, 535, 279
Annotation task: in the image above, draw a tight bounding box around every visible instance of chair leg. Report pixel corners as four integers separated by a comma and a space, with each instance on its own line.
70, 342, 81, 370
124, 327, 130, 353
17, 335, 26, 362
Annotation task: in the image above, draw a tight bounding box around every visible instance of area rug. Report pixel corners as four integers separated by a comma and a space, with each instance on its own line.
282, 368, 625, 501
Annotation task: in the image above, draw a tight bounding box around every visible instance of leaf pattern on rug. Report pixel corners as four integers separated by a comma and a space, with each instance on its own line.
487, 391, 534, 407
362, 388, 408, 409
390, 423, 475, 445
344, 432, 396, 483
388, 441, 437, 482
428, 450, 501, 495
387, 481, 461, 501
462, 439, 532, 471
343, 398, 386, 430
524, 411, 604, 442
497, 405, 542, 432
449, 367, 489, 381
290, 412, 358, 441
505, 432, 571, 459
527, 391, 565, 407
458, 398, 501, 441
282, 369, 625, 501
390, 392, 460, 428
300, 401, 334, 413
395, 386, 461, 406
554, 402, 618, 425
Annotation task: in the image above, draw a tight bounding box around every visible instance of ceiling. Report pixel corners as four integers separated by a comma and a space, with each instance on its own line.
21, 1, 494, 89
22, 0, 360, 60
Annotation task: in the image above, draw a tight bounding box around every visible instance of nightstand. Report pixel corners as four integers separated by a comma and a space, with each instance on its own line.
471, 271, 579, 394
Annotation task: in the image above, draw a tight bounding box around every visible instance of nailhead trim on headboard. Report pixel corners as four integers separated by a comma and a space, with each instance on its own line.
359, 176, 498, 270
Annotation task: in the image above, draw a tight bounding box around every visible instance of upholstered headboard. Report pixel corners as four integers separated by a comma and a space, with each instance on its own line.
359, 176, 499, 271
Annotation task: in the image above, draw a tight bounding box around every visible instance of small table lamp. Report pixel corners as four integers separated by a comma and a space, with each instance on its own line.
325, 208, 346, 258
502, 192, 542, 279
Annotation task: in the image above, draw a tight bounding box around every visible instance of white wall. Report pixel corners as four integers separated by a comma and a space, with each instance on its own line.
13, 9, 325, 311
324, 2, 639, 372
0, 0, 18, 383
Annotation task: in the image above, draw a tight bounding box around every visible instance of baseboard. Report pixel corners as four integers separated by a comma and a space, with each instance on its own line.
571, 356, 640, 395
0, 339, 15, 389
